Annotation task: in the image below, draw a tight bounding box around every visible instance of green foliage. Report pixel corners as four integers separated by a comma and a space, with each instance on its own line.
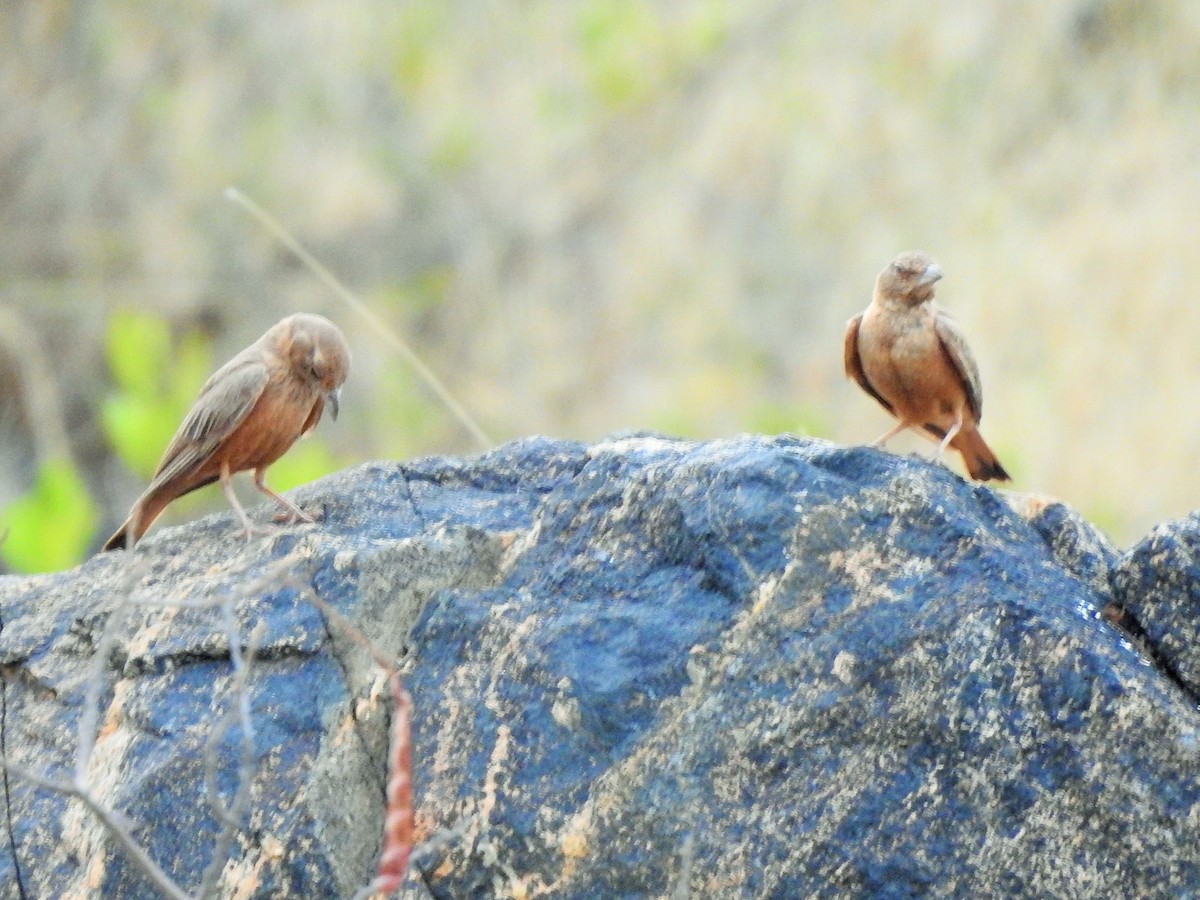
266, 437, 341, 493
644, 407, 703, 440
0, 309, 212, 573
682, 1, 729, 57
107, 308, 172, 390
102, 310, 213, 477
1, 459, 98, 573
577, 0, 731, 109
578, 0, 660, 107
389, 1, 448, 97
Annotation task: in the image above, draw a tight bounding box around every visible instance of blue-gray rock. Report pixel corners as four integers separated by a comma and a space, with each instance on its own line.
1113, 513, 1200, 696
0, 435, 1197, 899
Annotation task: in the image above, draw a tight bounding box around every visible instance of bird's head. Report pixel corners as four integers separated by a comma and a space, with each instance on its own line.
281, 313, 351, 420
875, 251, 943, 306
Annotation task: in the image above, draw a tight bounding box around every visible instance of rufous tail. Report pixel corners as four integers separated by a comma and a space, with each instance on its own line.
101, 493, 170, 552
954, 429, 1010, 482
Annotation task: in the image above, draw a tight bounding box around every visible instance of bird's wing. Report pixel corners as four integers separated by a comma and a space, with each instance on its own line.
844, 314, 895, 415
299, 394, 325, 437
934, 310, 983, 422
146, 355, 271, 491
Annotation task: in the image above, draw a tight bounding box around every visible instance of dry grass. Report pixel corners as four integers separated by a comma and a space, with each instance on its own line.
2, 0, 1199, 547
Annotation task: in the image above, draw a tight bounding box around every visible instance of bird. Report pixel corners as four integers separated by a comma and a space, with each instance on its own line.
844, 251, 1010, 482
103, 313, 351, 551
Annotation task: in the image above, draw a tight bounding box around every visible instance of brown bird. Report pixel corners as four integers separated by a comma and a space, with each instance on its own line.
103, 313, 351, 551
844, 251, 1010, 482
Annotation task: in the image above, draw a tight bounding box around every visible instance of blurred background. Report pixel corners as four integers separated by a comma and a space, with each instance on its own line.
1, 0, 1197, 571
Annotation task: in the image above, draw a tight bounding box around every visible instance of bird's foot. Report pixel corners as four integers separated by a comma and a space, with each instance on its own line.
272, 507, 317, 526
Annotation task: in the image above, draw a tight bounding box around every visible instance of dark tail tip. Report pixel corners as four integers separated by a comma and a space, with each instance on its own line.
101, 527, 129, 552
968, 456, 1011, 482
983, 460, 1012, 482
961, 432, 1011, 483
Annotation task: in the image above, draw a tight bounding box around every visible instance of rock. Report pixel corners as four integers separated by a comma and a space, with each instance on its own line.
1113, 513, 1200, 696
1, 434, 1199, 898
1002, 491, 1120, 601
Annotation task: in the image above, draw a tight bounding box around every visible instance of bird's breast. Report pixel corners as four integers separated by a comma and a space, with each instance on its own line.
859, 304, 938, 367
857, 303, 955, 418
216, 377, 321, 472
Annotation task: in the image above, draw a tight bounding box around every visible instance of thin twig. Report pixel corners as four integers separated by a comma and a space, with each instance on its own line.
0, 760, 189, 900
372, 814, 477, 900
294, 578, 415, 897
64, 552, 196, 896
407, 815, 474, 870
14, 548, 413, 899
0, 596, 30, 900
197, 618, 264, 899
67, 554, 287, 897
74, 557, 144, 784
223, 186, 493, 451
670, 832, 695, 900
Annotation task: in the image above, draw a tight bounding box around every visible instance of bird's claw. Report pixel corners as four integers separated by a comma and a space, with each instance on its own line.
272, 508, 317, 526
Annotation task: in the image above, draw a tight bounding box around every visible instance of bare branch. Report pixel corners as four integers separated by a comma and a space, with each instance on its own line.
670, 832, 696, 900
11, 547, 416, 899
197, 618, 264, 898
224, 186, 494, 451
74, 556, 147, 784
293, 577, 416, 896
64, 553, 292, 898
0, 760, 189, 900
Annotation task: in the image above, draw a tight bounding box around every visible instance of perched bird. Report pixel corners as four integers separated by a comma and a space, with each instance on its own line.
103, 313, 351, 551
844, 251, 1009, 482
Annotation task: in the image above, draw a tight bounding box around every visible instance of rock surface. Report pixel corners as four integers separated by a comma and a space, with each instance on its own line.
1, 434, 1199, 898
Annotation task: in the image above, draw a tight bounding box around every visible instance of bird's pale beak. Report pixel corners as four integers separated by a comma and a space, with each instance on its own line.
918, 264, 944, 287
327, 388, 341, 421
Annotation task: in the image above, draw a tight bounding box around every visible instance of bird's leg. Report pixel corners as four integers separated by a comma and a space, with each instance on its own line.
254, 467, 316, 525
936, 413, 963, 462
871, 420, 910, 448
220, 461, 263, 541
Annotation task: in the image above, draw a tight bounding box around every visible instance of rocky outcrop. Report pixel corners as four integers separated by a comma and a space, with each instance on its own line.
1, 434, 1199, 898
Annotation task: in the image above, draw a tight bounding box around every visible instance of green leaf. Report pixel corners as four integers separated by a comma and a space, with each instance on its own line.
102, 312, 212, 479
106, 310, 172, 394
1, 459, 98, 573
101, 394, 169, 476
577, 0, 659, 107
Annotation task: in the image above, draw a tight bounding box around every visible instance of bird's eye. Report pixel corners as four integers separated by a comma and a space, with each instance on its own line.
308, 361, 325, 381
